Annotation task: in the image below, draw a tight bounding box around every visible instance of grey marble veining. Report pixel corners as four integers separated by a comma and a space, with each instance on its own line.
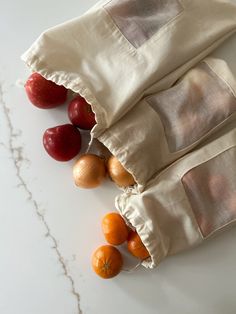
0, 81, 82, 314
1, 1, 236, 314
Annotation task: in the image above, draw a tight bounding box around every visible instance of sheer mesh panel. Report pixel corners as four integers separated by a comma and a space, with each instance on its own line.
104, 0, 183, 48
182, 147, 236, 237
147, 63, 236, 152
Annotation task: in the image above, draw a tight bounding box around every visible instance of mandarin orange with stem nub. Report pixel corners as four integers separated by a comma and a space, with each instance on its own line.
92, 245, 123, 279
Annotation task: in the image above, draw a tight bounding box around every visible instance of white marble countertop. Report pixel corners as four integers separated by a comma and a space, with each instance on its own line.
1, 1, 236, 314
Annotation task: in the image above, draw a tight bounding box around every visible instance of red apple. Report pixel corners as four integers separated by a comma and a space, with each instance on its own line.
25, 73, 68, 109
68, 95, 96, 130
43, 124, 81, 161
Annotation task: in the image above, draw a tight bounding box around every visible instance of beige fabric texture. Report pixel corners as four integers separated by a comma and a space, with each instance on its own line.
99, 57, 236, 187
22, 0, 236, 268
116, 126, 236, 268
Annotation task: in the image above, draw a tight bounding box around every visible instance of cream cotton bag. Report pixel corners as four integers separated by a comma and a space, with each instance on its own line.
22, 0, 236, 268
116, 124, 236, 268
99, 56, 236, 186
22, 0, 236, 135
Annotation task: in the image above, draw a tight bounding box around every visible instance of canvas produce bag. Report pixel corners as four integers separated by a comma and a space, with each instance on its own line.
22, 0, 236, 268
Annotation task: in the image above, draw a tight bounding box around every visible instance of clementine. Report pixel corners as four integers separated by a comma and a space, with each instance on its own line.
92, 245, 123, 279
102, 212, 129, 245
127, 231, 150, 260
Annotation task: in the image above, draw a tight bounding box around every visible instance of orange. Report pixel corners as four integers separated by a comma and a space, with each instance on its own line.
102, 212, 129, 245
92, 245, 123, 279
127, 231, 150, 260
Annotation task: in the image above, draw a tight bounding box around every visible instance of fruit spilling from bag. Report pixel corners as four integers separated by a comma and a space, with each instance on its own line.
24, 72, 148, 279
92, 212, 150, 279
22, 0, 236, 276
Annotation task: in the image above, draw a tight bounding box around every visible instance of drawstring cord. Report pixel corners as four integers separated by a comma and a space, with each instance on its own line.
85, 135, 94, 154
122, 257, 150, 273
122, 260, 142, 272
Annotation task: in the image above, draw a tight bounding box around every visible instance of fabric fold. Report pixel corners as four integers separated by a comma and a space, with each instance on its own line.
22, 0, 236, 137
22, 0, 236, 268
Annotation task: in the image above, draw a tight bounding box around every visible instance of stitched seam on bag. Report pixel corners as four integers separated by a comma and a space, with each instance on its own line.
204, 60, 236, 99
144, 29, 236, 103
153, 112, 236, 154
145, 144, 236, 242
137, 3, 185, 49
97, 16, 236, 140
102, 5, 139, 51
146, 62, 236, 154
178, 184, 205, 240
101, 7, 139, 55
181, 190, 236, 240
176, 144, 236, 180
204, 219, 236, 239
103, 0, 184, 49
181, 147, 236, 238
148, 106, 236, 156
145, 140, 236, 193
